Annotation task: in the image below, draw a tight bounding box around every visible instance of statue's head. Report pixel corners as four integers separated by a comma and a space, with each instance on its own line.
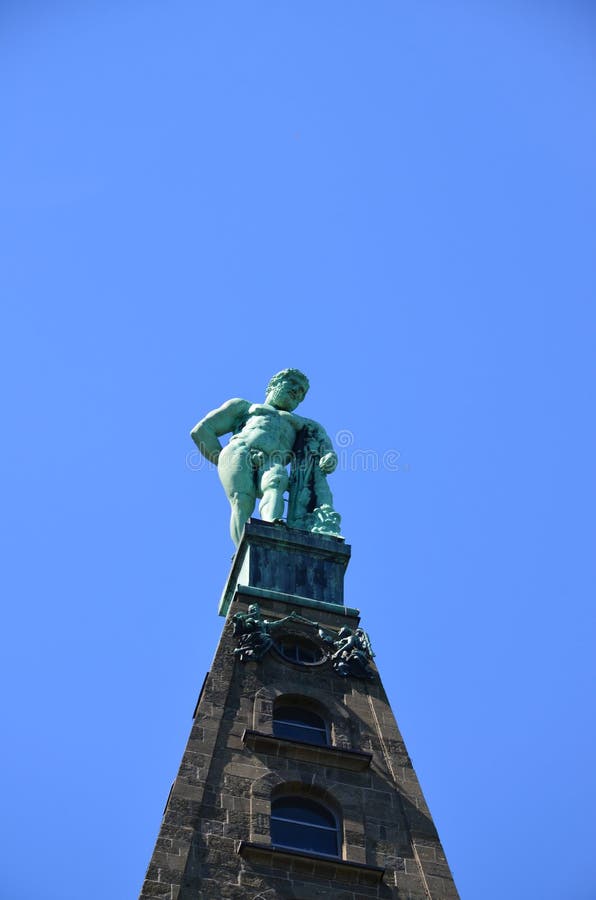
247, 603, 261, 617
265, 368, 310, 412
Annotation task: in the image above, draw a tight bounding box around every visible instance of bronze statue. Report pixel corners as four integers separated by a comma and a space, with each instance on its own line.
191, 369, 341, 545
231, 604, 275, 662
330, 627, 375, 680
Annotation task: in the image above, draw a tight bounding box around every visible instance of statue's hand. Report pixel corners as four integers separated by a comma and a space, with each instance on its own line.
319, 452, 337, 474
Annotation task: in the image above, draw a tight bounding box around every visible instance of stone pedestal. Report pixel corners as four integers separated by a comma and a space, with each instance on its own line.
219, 518, 353, 616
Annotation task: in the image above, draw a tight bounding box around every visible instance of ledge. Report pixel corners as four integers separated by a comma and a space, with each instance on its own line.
235, 585, 360, 618
242, 729, 372, 771
238, 841, 385, 885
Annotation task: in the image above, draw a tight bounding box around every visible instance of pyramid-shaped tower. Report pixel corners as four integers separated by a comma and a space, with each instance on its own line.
139, 518, 459, 899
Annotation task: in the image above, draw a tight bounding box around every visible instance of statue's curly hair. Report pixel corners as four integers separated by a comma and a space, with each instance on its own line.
266, 368, 310, 396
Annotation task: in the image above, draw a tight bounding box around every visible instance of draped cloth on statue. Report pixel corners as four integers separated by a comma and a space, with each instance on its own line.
287, 420, 342, 537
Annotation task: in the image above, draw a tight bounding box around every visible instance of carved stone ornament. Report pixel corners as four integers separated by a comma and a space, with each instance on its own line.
231, 606, 375, 680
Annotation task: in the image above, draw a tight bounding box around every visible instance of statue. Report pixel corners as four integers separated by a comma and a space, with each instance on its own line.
330, 627, 375, 680
232, 605, 314, 663
231, 604, 275, 662
190, 369, 341, 545
231, 606, 376, 681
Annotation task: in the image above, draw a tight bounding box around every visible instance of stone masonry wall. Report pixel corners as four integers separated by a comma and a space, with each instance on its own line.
139, 590, 459, 900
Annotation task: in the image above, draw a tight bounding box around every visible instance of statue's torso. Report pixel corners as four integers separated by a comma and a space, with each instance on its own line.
231, 403, 302, 456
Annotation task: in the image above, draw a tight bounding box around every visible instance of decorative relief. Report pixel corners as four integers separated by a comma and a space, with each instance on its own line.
329, 627, 375, 680
231, 605, 375, 680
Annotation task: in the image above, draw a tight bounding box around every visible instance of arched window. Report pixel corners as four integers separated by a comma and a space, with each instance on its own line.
273, 704, 329, 746
277, 636, 323, 665
270, 796, 340, 857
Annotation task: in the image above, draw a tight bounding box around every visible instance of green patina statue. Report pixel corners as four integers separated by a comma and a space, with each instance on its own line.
190, 369, 342, 545
329, 627, 376, 680
231, 603, 275, 662
231, 605, 376, 680
232, 605, 315, 663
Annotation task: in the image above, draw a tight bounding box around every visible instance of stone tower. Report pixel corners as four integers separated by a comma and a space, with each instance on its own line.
139, 519, 459, 899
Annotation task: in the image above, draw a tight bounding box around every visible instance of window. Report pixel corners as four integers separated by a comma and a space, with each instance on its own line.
273, 705, 329, 746
270, 796, 340, 857
277, 636, 323, 665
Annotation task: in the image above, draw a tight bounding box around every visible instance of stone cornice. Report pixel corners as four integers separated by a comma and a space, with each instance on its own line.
237, 841, 386, 885
242, 729, 372, 771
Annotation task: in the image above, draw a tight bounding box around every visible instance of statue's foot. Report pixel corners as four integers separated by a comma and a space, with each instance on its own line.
272, 518, 286, 526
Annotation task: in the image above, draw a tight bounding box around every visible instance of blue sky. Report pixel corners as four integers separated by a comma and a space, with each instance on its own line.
2, 2, 595, 898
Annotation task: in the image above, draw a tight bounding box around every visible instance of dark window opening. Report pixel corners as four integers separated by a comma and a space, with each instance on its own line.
271, 796, 340, 857
277, 637, 322, 665
273, 705, 329, 746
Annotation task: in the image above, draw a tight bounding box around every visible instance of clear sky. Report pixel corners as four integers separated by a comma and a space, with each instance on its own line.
2, 2, 595, 898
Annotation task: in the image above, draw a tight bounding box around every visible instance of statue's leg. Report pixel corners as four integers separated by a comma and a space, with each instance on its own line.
218, 443, 256, 545
259, 463, 289, 522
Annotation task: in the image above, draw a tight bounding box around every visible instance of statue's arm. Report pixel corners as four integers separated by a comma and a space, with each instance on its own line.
267, 612, 301, 629
190, 398, 249, 465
